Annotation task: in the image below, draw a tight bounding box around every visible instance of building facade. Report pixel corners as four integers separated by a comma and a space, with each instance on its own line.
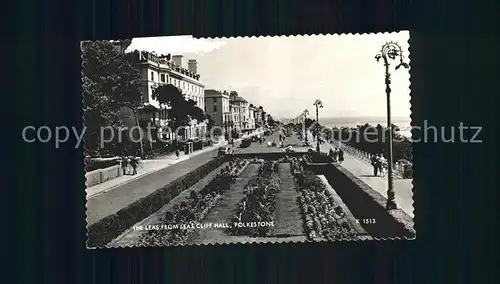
248, 104, 257, 131
254, 106, 264, 128
229, 91, 252, 133
134, 51, 206, 140
204, 89, 231, 135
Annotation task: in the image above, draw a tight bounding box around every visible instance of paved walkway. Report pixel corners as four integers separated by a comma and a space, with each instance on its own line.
86, 141, 226, 198
86, 148, 221, 225
272, 163, 304, 236
318, 143, 414, 217
86, 131, 265, 224
234, 131, 305, 154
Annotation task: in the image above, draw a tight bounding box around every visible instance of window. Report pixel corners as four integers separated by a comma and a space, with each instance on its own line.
160, 74, 165, 82
213, 98, 217, 103
150, 71, 154, 81
213, 105, 217, 112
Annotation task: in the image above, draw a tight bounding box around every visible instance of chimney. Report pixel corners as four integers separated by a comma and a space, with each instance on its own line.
172, 55, 183, 68
188, 59, 198, 74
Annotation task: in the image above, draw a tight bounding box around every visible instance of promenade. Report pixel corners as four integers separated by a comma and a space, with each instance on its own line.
87, 132, 264, 225
86, 142, 225, 198
317, 140, 414, 217
86, 148, 220, 224
238, 130, 413, 217
87, 129, 413, 228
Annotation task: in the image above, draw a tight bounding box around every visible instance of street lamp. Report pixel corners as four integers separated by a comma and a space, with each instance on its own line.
303, 109, 309, 145
375, 41, 410, 210
313, 99, 323, 152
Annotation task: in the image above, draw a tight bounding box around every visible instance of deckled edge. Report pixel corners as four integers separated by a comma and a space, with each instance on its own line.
84, 32, 415, 248
407, 31, 416, 238
105, 237, 376, 249
81, 40, 91, 249
193, 31, 408, 40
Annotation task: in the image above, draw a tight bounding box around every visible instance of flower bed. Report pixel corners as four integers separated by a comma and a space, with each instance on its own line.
296, 171, 358, 241
226, 161, 281, 237
279, 156, 303, 173
86, 156, 225, 248
136, 159, 250, 246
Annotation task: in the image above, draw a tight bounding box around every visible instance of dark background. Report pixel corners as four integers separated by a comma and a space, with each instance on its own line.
6, 0, 497, 283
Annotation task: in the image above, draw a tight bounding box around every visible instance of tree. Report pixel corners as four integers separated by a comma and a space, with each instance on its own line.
152, 84, 189, 140
206, 114, 215, 134
152, 84, 206, 141
267, 115, 276, 127
186, 99, 206, 122
81, 40, 143, 157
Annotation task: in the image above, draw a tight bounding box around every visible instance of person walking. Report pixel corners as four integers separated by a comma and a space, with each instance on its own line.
338, 148, 344, 164
379, 154, 387, 177
175, 149, 180, 159
371, 154, 379, 176
121, 156, 128, 175
129, 156, 138, 175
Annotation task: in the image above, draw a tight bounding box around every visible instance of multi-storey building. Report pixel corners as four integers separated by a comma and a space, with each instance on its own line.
204, 89, 231, 135
133, 51, 206, 140
248, 104, 257, 131
228, 104, 239, 133
229, 91, 252, 133
254, 106, 264, 128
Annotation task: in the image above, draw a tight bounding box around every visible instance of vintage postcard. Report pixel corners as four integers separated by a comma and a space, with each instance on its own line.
82, 31, 414, 248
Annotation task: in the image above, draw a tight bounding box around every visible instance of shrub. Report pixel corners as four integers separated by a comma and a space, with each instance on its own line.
296, 172, 358, 241
85, 159, 120, 172
87, 156, 226, 247
227, 161, 281, 237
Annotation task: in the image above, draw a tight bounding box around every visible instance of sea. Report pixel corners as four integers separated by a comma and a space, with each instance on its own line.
303, 116, 412, 138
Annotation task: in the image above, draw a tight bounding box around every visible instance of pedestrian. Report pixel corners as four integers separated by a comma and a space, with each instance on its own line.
379, 154, 387, 177
175, 149, 180, 159
329, 148, 334, 159
370, 154, 379, 176
130, 157, 138, 175
126, 156, 132, 174
121, 156, 128, 175
338, 149, 344, 164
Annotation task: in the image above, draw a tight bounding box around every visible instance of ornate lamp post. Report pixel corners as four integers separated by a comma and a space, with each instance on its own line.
313, 99, 323, 152
303, 109, 309, 145
375, 41, 410, 210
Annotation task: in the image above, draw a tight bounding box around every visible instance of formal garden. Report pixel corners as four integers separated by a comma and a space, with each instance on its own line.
107, 155, 367, 247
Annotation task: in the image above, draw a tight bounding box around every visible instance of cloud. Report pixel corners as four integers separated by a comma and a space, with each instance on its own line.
125, 35, 226, 55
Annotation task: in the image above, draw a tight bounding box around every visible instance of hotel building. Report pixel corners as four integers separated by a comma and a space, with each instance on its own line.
229, 91, 253, 133
133, 51, 207, 140
204, 89, 231, 135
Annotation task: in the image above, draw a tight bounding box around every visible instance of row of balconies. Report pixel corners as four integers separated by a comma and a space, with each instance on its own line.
138, 51, 200, 80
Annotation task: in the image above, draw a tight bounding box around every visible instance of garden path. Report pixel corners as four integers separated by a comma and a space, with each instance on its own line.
271, 163, 305, 237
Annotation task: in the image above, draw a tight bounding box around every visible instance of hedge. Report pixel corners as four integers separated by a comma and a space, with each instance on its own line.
86, 159, 120, 172
86, 156, 226, 248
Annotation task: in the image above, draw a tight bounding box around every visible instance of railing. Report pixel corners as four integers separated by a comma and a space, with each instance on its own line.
330, 139, 410, 179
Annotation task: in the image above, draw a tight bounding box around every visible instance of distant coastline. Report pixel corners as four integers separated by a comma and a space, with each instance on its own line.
283, 116, 412, 138
322, 117, 412, 138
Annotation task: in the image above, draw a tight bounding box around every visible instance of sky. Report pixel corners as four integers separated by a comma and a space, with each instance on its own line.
127, 32, 411, 119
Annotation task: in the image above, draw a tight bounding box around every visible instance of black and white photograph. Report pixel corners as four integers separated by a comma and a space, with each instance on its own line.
83, 31, 414, 248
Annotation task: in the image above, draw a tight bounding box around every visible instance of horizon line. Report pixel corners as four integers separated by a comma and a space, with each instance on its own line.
277, 115, 411, 120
